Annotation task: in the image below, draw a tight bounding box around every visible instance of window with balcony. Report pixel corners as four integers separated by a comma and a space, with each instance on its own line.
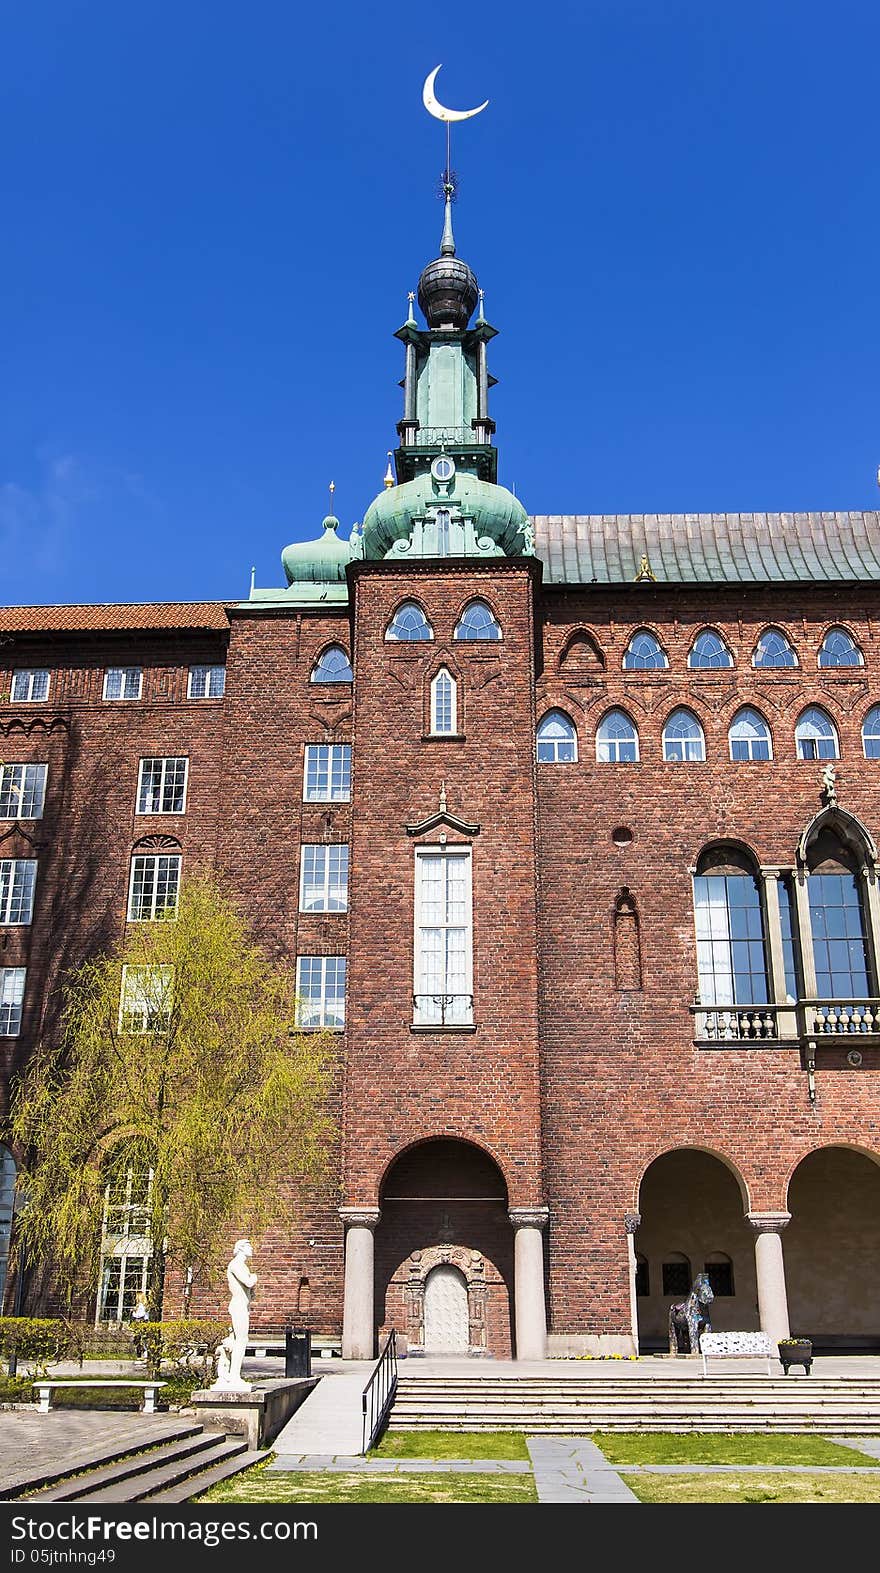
430, 668, 458, 735
188, 665, 226, 699
753, 628, 797, 668
623, 629, 668, 670
299, 844, 349, 912
295, 956, 346, 1028
0, 968, 26, 1036
795, 706, 839, 761
136, 758, 188, 815
413, 847, 473, 1026
807, 849, 871, 1000
537, 710, 577, 763
454, 600, 502, 641
311, 646, 353, 683
663, 708, 706, 762
596, 709, 639, 763
818, 627, 863, 668
0, 859, 37, 925
10, 669, 50, 703
693, 848, 770, 1007
303, 744, 351, 802
729, 707, 772, 761
385, 602, 433, 642
104, 667, 143, 701
689, 630, 733, 668
127, 854, 181, 921
0, 763, 47, 819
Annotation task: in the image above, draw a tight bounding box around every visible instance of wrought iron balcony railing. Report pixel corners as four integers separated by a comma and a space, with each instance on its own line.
412, 993, 474, 1028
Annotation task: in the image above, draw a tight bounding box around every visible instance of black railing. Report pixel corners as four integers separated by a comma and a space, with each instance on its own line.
413, 993, 474, 1027
361, 1329, 398, 1454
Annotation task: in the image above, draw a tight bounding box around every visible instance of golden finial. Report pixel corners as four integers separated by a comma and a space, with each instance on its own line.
383, 452, 395, 490
634, 553, 657, 582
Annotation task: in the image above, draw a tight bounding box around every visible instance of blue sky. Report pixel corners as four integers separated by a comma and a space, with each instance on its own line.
1, 0, 879, 607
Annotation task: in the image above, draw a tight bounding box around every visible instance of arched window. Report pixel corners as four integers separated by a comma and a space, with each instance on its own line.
596, 709, 639, 763
663, 708, 706, 762
807, 833, 871, 999
662, 1254, 691, 1297
753, 627, 797, 668
537, 710, 577, 763
430, 668, 458, 735
689, 630, 733, 669
0, 1145, 16, 1309
453, 600, 501, 641
818, 627, 863, 668
97, 1162, 154, 1323
795, 706, 839, 761
863, 706, 880, 759
729, 707, 773, 762
310, 645, 353, 683
623, 629, 668, 670
385, 602, 433, 642
704, 1253, 735, 1297
693, 846, 769, 1006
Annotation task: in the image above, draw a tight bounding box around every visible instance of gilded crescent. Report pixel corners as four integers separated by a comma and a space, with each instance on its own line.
422, 65, 489, 123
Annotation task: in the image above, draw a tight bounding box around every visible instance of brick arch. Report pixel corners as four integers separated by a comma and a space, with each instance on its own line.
783, 1141, 880, 1209
687, 624, 737, 666
379, 1133, 510, 1205
451, 593, 504, 640
750, 622, 800, 666
559, 626, 606, 670
815, 620, 865, 665
634, 1144, 752, 1214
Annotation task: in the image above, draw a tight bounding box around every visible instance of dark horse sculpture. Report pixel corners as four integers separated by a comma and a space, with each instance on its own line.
668, 1272, 715, 1354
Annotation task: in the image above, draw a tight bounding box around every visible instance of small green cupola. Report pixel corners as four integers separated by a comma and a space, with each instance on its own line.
281, 513, 353, 585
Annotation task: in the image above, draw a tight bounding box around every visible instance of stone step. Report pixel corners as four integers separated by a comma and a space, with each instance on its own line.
143, 1450, 269, 1504
27, 1431, 224, 1502
63, 1439, 249, 1503
389, 1416, 880, 1433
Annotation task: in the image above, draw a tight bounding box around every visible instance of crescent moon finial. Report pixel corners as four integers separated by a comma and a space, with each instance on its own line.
422, 64, 489, 123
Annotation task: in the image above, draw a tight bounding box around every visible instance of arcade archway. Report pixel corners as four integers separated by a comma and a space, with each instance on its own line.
785, 1146, 880, 1348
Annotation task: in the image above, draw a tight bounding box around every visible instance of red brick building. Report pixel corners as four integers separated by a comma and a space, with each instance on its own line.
2, 191, 880, 1357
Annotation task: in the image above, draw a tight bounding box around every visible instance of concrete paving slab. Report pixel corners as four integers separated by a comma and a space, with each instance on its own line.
526, 1436, 639, 1503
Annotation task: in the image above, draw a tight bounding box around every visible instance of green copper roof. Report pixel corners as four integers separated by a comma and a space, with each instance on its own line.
534, 512, 880, 585
281, 515, 353, 585
363, 471, 530, 558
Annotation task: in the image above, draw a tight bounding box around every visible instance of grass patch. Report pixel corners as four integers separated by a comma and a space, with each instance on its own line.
198, 1470, 537, 1505
373, 1430, 530, 1461
629, 1471, 880, 1505
593, 1432, 880, 1468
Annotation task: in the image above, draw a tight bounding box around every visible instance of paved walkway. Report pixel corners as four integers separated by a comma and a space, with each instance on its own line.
0, 1412, 197, 1499
525, 1438, 638, 1503
271, 1365, 373, 1456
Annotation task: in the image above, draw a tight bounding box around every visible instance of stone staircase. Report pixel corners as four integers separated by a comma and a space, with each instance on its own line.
18, 1422, 266, 1504
389, 1375, 880, 1434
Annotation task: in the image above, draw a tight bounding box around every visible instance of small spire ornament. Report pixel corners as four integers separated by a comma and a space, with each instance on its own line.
383, 452, 395, 490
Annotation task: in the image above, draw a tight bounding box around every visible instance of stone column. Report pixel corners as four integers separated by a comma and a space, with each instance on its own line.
625, 1212, 641, 1354
747, 1212, 791, 1343
860, 863, 880, 988
793, 871, 819, 998
508, 1206, 549, 1360
339, 1208, 380, 1360
760, 868, 798, 1039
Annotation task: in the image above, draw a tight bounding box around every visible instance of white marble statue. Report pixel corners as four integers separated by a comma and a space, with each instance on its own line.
209, 1238, 257, 1392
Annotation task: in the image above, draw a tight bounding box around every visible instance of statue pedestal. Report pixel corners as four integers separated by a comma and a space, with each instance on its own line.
191, 1377, 318, 1449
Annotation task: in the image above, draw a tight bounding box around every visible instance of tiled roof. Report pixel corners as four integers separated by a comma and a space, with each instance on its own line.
0, 602, 231, 634
533, 512, 880, 585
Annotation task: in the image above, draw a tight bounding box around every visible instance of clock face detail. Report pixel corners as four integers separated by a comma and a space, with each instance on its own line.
431, 454, 455, 484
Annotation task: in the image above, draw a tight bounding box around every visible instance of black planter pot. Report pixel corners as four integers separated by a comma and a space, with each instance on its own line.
778, 1339, 813, 1375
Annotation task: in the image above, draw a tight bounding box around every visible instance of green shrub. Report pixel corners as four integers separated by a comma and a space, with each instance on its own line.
130, 1319, 227, 1381
0, 1317, 65, 1376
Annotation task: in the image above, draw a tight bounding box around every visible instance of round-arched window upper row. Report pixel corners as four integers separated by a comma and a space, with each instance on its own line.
384, 598, 502, 643
620, 624, 865, 671
537, 704, 880, 764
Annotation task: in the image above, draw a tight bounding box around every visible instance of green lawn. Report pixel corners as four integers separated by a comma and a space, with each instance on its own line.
374, 1430, 530, 1460
594, 1432, 880, 1468
629, 1471, 880, 1505
198, 1470, 537, 1504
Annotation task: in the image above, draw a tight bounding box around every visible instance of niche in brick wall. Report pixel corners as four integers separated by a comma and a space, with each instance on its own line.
560, 630, 605, 672
614, 887, 642, 990
297, 1276, 311, 1315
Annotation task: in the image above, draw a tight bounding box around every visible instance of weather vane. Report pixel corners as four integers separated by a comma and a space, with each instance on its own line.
422, 65, 489, 198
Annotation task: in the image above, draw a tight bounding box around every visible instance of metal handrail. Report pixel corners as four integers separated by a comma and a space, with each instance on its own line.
361, 1329, 398, 1454
412, 993, 474, 1026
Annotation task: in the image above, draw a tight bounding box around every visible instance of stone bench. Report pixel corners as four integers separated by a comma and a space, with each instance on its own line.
33, 1379, 166, 1414
699, 1331, 774, 1377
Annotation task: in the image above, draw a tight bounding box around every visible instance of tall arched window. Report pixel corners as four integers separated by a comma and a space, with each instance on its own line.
818, 627, 863, 668
663, 708, 706, 762
753, 627, 797, 668
537, 710, 577, 763
729, 707, 773, 761
689, 630, 733, 669
806, 833, 871, 999
0, 1146, 16, 1309
693, 847, 769, 1006
623, 630, 668, 670
98, 1162, 153, 1323
596, 709, 639, 763
795, 706, 839, 761
453, 600, 501, 641
863, 706, 880, 759
385, 602, 433, 642
311, 645, 353, 683
430, 668, 458, 735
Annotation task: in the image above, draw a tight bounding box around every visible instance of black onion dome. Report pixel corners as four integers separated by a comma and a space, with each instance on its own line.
417, 252, 479, 330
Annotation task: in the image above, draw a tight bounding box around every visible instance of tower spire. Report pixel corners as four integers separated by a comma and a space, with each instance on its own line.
440, 186, 456, 257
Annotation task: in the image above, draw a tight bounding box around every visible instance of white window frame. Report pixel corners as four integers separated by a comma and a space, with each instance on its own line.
187, 664, 226, 699
136, 757, 189, 816
0, 763, 47, 820
662, 709, 706, 763
97, 1167, 153, 1324
413, 845, 473, 1027
118, 965, 173, 1034
596, 710, 639, 763
127, 854, 181, 921
728, 708, 773, 762
0, 967, 26, 1036
430, 668, 458, 736
295, 955, 347, 1029
103, 667, 143, 702
303, 743, 351, 802
10, 669, 50, 703
795, 707, 839, 762
299, 844, 349, 912
536, 710, 578, 763
0, 859, 38, 925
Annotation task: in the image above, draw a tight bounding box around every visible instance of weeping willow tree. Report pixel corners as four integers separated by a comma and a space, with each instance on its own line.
6, 875, 336, 1319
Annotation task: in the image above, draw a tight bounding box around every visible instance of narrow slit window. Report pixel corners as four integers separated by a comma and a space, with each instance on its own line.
430, 668, 457, 735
